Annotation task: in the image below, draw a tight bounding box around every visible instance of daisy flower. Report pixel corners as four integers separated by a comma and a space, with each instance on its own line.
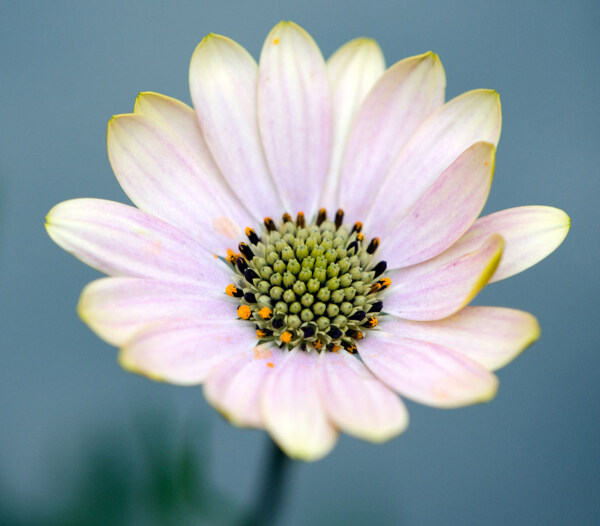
46, 21, 569, 461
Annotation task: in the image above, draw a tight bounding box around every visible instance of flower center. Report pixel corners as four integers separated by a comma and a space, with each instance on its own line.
224, 208, 390, 353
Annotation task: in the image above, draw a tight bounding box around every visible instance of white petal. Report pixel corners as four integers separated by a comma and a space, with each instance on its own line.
366, 89, 501, 233
119, 319, 254, 385
382, 307, 541, 371
78, 277, 236, 347
319, 38, 386, 211
436, 206, 570, 282
339, 52, 446, 223
204, 345, 285, 428
316, 349, 408, 442
258, 21, 333, 218
189, 34, 282, 221
360, 332, 499, 408
45, 198, 229, 283
261, 349, 338, 461
107, 113, 252, 252
384, 234, 504, 321
380, 141, 496, 268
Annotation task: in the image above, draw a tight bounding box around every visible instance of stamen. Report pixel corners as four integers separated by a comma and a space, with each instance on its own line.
226, 284, 243, 297
346, 329, 364, 340
356, 232, 364, 241
244, 292, 257, 303
302, 326, 316, 338
349, 310, 366, 321
282, 213, 292, 223
342, 342, 357, 354
244, 268, 260, 283
363, 317, 378, 328
236, 257, 248, 273
372, 261, 387, 278
281, 331, 293, 343
238, 242, 254, 260
272, 318, 284, 329
334, 209, 344, 229
245, 227, 260, 244
264, 217, 276, 232
328, 327, 343, 339
369, 301, 383, 313
237, 305, 251, 320
256, 328, 273, 338
316, 208, 327, 226
313, 340, 323, 350
258, 307, 273, 320
367, 237, 379, 254
351, 222, 362, 234
296, 212, 305, 228
226, 249, 239, 265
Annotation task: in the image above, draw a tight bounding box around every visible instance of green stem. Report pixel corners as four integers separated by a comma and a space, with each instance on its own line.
241, 439, 292, 526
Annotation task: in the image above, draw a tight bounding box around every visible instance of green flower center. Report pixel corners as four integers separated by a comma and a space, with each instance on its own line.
224, 209, 390, 353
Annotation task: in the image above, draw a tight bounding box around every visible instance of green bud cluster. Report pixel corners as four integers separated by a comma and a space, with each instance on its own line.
225, 210, 390, 353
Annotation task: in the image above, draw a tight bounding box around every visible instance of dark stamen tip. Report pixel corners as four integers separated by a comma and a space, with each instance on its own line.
347, 241, 358, 254
334, 209, 344, 229
316, 208, 327, 226
302, 326, 316, 338
351, 221, 363, 234
296, 212, 305, 228
367, 237, 380, 254
369, 301, 383, 313
372, 261, 387, 278
349, 310, 366, 321
282, 213, 292, 223
236, 257, 249, 273
245, 227, 260, 245
244, 268, 259, 283
264, 217, 276, 232
327, 327, 343, 339
243, 292, 257, 303
272, 318, 284, 329
238, 242, 254, 260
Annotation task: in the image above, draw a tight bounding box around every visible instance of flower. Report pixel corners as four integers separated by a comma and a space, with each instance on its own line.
45, 21, 569, 461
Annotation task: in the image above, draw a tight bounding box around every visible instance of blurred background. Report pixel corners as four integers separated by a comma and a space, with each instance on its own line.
1, 1, 598, 524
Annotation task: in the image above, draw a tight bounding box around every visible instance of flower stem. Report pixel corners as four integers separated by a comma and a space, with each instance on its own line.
241, 439, 292, 526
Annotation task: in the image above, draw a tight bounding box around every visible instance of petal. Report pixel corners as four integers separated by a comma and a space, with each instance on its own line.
261, 349, 338, 461
316, 349, 408, 442
338, 52, 446, 222
384, 234, 504, 321
360, 332, 499, 408
366, 89, 501, 232
119, 319, 254, 385
380, 141, 496, 268
203, 345, 285, 428
382, 306, 541, 371
189, 34, 282, 220
108, 113, 251, 253
78, 277, 237, 347
319, 38, 386, 211
437, 206, 570, 282
258, 21, 333, 218
45, 198, 229, 283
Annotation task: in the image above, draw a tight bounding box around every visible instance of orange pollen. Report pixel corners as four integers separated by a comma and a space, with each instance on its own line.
226, 249, 239, 264
267, 362, 274, 368
313, 340, 323, 350
281, 331, 292, 343
256, 329, 269, 338
237, 305, 251, 320
225, 284, 238, 297
355, 331, 364, 340
369, 283, 382, 294
364, 317, 378, 328
380, 277, 392, 289
331, 345, 341, 353
258, 307, 273, 320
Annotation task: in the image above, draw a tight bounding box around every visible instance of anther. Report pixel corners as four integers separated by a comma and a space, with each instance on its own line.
356, 232, 364, 241
302, 326, 316, 338
313, 340, 323, 351
281, 331, 293, 343
316, 208, 327, 226
347, 241, 358, 254
239, 242, 254, 260
367, 237, 379, 254
296, 212, 305, 228
349, 310, 366, 321
236, 257, 248, 273
237, 305, 251, 320
264, 217, 276, 232
327, 327, 343, 339
363, 317, 378, 328
272, 318, 284, 329
369, 301, 383, 313
244, 292, 257, 303
346, 329, 364, 340
245, 227, 260, 245
334, 209, 344, 229
226, 249, 239, 265
342, 342, 358, 354
226, 284, 243, 298
372, 261, 387, 278
282, 213, 292, 223
258, 307, 273, 320
256, 328, 273, 339
351, 222, 363, 234
244, 268, 260, 283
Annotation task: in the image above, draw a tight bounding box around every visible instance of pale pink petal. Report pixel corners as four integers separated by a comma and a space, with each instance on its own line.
189, 34, 282, 220
203, 345, 285, 428
380, 142, 496, 268
382, 307, 541, 371
119, 319, 254, 385
384, 234, 504, 321
434, 206, 570, 282
319, 38, 386, 211
78, 277, 237, 347
261, 349, 338, 461
338, 52, 446, 222
360, 332, 499, 408
133, 92, 218, 167
258, 22, 332, 218
45, 198, 229, 283
366, 89, 501, 233
316, 349, 408, 442
108, 113, 251, 253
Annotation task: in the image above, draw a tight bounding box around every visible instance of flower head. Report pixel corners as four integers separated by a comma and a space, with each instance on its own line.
46, 21, 569, 461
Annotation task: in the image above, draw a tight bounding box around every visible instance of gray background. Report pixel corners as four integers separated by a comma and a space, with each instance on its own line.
1, 1, 598, 524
